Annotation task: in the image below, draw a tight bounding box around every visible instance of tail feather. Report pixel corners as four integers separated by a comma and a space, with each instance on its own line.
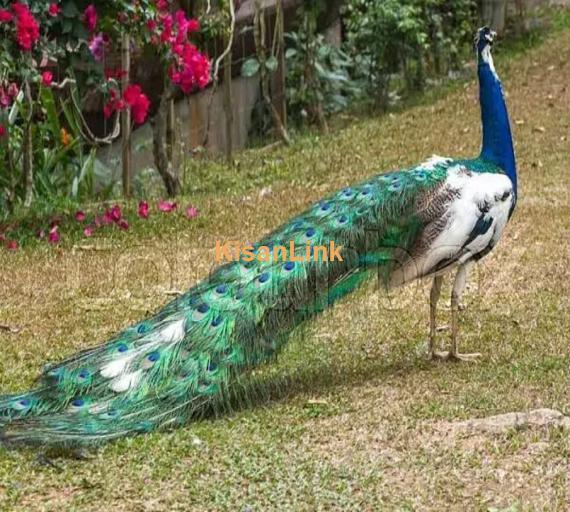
0, 160, 451, 447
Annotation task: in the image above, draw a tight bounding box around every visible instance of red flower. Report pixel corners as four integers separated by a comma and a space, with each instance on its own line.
83, 4, 97, 32
75, 210, 86, 222
48, 225, 60, 244
185, 205, 199, 219
138, 200, 149, 219
0, 9, 12, 23
155, 0, 169, 12
0, 125, 6, 138
12, 3, 40, 51
117, 219, 129, 230
6, 240, 19, 251
146, 19, 156, 32
83, 225, 94, 237
41, 71, 53, 87
169, 43, 211, 93
123, 85, 150, 125
187, 19, 200, 33
48, 3, 60, 17
103, 89, 126, 119
157, 200, 177, 212
109, 204, 122, 222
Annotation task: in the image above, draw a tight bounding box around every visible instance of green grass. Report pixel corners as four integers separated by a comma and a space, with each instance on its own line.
0, 19, 569, 512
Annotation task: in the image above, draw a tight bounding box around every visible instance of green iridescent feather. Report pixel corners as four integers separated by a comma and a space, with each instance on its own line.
0, 158, 464, 447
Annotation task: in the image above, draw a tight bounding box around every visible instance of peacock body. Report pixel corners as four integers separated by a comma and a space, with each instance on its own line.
0, 27, 517, 447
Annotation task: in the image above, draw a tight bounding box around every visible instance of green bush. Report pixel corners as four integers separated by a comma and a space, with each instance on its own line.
343, 0, 477, 109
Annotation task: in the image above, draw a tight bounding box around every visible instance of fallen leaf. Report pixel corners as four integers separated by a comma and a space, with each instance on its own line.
533, 126, 546, 133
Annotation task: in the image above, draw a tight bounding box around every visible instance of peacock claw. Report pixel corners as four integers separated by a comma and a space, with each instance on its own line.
430, 350, 482, 362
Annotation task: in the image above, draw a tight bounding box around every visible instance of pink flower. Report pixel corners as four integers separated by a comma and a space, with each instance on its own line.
117, 219, 129, 230
169, 43, 211, 93
102, 210, 114, 225
41, 71, 53, 87
155, 0, 169, 12
48, 3, 60, 17
12, 3, 40, 51
123, 85, 150, 125
146, 19, 156, 31
109, 204, 122, 222
83, 225, 94, 237
185, 205, 199, 219
75, 210, 86, 222
6, 240, 19, 251
0, 9, 12, 23
83, 4, 97, 32
48, 225, 60, 244
187, 19, 200, 33
88, 32, 106, 62
157, 200, 177, 212
138, 200, 149, 219
0, 125, 6, 138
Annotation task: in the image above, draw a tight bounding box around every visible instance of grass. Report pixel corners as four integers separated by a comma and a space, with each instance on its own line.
0, 20, 570, 511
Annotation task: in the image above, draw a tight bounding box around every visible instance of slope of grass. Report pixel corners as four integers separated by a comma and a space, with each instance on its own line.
0, 24, 569, 511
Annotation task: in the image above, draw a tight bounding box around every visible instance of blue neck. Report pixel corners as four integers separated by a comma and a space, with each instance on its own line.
478, 56, 517, 195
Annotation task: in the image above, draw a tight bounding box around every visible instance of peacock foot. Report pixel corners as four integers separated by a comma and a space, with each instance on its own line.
430, 350, 482, 362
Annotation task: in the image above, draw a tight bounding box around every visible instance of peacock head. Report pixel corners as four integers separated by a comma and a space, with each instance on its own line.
475, 26, 497, 56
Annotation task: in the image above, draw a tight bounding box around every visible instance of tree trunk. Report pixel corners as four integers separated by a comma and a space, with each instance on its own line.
480, 0, 507, 34
152, 86, 181, 197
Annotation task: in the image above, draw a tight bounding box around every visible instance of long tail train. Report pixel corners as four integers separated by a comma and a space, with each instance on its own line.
0, 162, 449, 447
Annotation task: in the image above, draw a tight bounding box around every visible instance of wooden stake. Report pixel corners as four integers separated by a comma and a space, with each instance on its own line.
223, 42, 233, 162
121, 32, 132, 197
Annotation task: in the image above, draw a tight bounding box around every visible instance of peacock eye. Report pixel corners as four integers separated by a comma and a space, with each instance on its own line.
284, 261, 295, 271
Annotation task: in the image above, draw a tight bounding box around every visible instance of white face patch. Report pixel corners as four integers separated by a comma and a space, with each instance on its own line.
480, 45, 498, 80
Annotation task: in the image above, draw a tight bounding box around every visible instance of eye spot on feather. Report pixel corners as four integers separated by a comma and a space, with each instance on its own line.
258, 272, 270, 284
338, 215, 348, 224
388, 182, 403, 191
100, 409, 118, 420
342, 188, 353, 197
207, 361, 218, 372
283, 261, 295, 271
197, 303, 209, 314
305, 228, 316, 238
215, 285, 228, 295
413, 171, 427, 181
320, 202, 331, 212
117, 343, 129, 353
77, 369, 90, 382
211, 316, 223, 327
137, 323, 149, 334
72, 398, 85, 407
142, 351, 160, 370
147, 352, 160, 363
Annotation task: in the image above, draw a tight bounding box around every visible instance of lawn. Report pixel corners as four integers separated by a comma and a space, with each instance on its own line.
0, 23, 569, 512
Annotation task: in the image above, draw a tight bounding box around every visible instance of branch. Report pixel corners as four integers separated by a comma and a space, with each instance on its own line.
202, 0, 236, 147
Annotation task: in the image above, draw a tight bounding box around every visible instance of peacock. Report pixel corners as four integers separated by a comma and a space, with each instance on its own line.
0, 27, 516, 448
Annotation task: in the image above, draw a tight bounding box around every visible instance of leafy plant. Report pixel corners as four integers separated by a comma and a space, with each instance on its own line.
284, 31, 362, 123
343, 0, 476, 109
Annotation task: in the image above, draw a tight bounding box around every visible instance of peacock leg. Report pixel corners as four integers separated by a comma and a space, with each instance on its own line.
443, 262, 481, 361
428, 275, 445, 359
431, 263, 481, 362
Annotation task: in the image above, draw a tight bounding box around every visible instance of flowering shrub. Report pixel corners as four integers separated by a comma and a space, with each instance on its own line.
0, 0, 211, 213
